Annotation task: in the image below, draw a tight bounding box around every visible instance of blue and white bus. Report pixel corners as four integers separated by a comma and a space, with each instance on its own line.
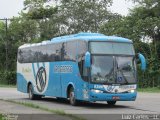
17, 32, 146, 105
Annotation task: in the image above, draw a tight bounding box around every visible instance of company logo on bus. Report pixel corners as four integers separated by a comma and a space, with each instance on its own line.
36, 67, 47, 92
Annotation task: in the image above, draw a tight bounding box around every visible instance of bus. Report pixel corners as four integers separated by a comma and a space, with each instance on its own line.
17, 32, 146, 105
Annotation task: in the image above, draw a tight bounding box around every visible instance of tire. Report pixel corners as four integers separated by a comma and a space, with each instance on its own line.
56, 97, 66, 101
28, 84, 36, 100
35, 95, 42, 100
69, 87, 78, 106
107, 101, 116, 105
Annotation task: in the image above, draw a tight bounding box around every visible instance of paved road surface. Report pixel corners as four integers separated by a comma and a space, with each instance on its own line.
0, 88, 160, 120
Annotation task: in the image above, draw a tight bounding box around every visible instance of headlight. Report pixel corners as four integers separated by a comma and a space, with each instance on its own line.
91, 89, 103, 93
129, 89, 136, 93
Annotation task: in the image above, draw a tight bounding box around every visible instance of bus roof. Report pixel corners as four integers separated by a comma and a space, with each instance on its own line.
51, 32, 132, 43
19, 32, 132, 49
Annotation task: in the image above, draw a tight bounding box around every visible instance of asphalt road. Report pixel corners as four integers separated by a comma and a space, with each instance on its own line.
0, 88, 160, 120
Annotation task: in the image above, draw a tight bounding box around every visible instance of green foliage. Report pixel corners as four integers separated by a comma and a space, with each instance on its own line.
138, 87, 160, 93
0, 0, 160, 88
0, 0, 113, 85
130, 0, 160, 88
0, 114, 2, 120
57, 0, 113, 33
0, 71, 16, 85
24, 0, 50, 9
0, 21, 5, 42
9, 17, 39, 43
26, 7, 58, 19
100, 15, 139, 40
101, 0, 160, 88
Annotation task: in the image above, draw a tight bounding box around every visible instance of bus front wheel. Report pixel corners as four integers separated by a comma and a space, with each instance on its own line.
107, 101, 116, 105
69, 87, 78, 106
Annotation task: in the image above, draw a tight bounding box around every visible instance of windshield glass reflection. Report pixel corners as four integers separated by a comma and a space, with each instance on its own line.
116, 57, 136, 84
91, 56, 114, 83
91, 56, 136, 84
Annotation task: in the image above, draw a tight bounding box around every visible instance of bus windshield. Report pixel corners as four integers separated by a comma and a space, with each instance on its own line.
90, 42, 136, 84
91, 56, 114, 84
90, 42, 135, 55
91, 56, 136, 84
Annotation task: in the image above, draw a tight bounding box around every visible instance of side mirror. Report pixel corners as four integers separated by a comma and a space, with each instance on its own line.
84, 51, 91, 68
138, 53, 146, 71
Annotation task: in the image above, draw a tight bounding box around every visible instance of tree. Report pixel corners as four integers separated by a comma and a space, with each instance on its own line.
22, 0, 60, 39
57, 0, 113, 34
101, 0, 160, 88
0, 21, 7, 70
9, 17, 39, 43
0, 0, 115, 85
0, 21, 5, 39
22, 0, 114, 37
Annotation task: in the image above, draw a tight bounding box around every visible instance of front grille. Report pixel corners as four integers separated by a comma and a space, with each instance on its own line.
103, 91, 129, 94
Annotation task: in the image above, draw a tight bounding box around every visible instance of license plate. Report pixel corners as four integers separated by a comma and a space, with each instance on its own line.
112, 96, 120, 100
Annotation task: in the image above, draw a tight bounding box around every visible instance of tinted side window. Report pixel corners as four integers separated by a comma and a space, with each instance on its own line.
61, 42, 67, 61
55, 43, 62, 61
18, 47, 38, 63
46, 44, 55, 61
18, 49, 24, 63
46, 43, 62, 61
77, 40, 88, 81
18, 41, 81, 63
77, 40, 87, 60
37, 45, 47, 62
65, 41, 77, 61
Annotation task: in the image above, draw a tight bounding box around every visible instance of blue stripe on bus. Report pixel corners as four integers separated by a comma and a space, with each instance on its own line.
37, 63, 40, 70
42, 62, 45, 68
32, 63, 36, 79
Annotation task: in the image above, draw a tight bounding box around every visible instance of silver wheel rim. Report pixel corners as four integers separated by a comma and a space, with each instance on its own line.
29, 86, 32, 99
70, 91, 75, 104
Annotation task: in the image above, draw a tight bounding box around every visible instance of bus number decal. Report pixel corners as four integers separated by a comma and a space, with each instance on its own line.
54, 65, 73, 73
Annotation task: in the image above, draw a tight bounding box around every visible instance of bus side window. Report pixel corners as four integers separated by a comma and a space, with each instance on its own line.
65, 41, 77, 61
77, 40, 88, 81
78, 56, 88, 81
83, 61, 88, 79
18, 49, 23, 63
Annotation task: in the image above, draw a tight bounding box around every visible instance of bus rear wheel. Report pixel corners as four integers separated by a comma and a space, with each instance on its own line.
69, 87, 78, 106
107, 101, 116, 105
28, 84, 36, 100
28, 84, 42, 100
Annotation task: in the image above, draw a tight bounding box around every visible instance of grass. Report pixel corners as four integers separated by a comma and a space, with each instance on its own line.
0, 114, 2, 120
0, 84, 16, 88
138, 87, 160, 93
1, 99, 85, 120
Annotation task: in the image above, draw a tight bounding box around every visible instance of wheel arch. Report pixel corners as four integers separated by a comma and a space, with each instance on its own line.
27, 81, 33, 93
66, 83, 75, 98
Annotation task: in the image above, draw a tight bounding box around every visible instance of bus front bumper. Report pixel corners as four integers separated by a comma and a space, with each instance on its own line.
89, 91, 137, 101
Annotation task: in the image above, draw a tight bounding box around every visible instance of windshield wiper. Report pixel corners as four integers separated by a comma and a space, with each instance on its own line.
118, 69, 129, 84
115, 58, 129, 84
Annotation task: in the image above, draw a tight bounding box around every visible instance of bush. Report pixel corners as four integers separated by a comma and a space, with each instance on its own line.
0, 71, 16, 85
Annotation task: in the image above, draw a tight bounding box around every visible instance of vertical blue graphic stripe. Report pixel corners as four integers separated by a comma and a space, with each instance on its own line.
37, 63, 40, 69
42, 62, 45, 68
32, 63, 36, 79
